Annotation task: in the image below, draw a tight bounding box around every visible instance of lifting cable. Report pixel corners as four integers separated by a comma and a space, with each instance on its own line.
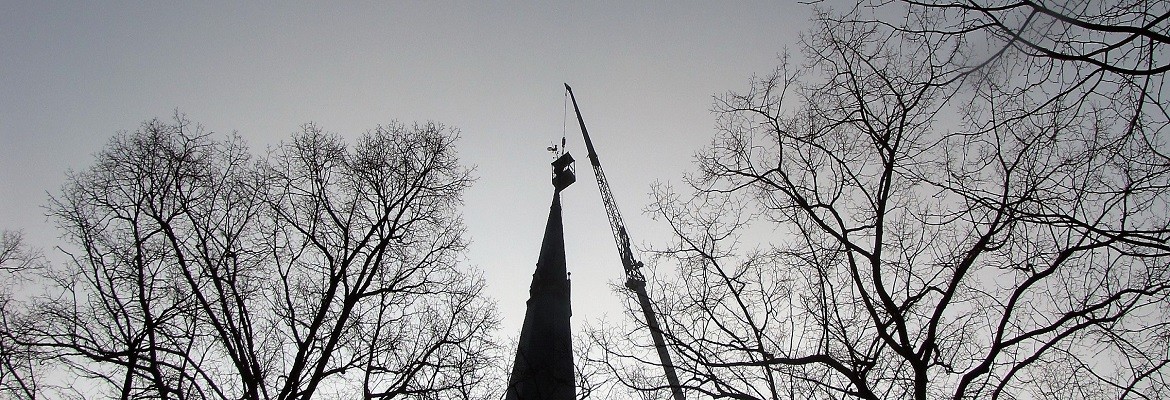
560, 88, 569, 155
550, 88, 570, 157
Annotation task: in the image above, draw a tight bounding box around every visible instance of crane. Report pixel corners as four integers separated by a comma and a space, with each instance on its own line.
564, 84, 685, 400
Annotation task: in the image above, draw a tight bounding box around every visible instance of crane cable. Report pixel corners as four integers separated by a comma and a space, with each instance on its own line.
550, 90, 570, 157
561, 89, 569, 155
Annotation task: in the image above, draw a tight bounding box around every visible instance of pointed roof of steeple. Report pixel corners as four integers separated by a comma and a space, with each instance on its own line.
505, 153, 577, 400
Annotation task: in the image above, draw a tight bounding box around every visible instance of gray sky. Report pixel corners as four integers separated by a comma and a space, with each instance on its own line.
0, 2, 810, 339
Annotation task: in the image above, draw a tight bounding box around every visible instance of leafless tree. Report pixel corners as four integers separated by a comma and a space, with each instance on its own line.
23, 116, 499, 400
0, 232, 40, 274
887, 0, 1170, 77
1, 230, 43, 400
593, 2, 1170, 399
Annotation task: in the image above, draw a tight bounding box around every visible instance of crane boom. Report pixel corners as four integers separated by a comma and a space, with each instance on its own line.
565, 84, 685, 400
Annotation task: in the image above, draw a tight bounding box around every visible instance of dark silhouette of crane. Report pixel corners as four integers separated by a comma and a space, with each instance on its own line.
565, 84, 685, 400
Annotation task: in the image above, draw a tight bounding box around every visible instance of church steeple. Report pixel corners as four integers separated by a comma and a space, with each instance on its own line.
505, 153, 577, 400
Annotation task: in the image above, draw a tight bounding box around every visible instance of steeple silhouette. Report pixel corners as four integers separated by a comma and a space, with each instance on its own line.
505, 152, 576, 400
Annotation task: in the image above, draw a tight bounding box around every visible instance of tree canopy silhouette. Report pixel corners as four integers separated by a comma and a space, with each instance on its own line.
589, 1, 1170, 399
7, 116, 499, 400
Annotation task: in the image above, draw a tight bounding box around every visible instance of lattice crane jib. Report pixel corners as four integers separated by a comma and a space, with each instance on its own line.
564, 84, 685, 400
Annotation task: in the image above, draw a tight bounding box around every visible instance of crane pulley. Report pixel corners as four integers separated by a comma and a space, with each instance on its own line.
565, 84, 685, 400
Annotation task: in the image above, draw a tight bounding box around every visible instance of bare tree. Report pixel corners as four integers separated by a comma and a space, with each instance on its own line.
594, 3, 1170, 399
888, 0, 1170, 77
1, 230, 42, 400
0, 232, 40, 274
24, 116, 499, 400
260, 123, 499, 400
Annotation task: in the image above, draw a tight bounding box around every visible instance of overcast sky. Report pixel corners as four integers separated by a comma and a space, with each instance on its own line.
0, 2, 812, 338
